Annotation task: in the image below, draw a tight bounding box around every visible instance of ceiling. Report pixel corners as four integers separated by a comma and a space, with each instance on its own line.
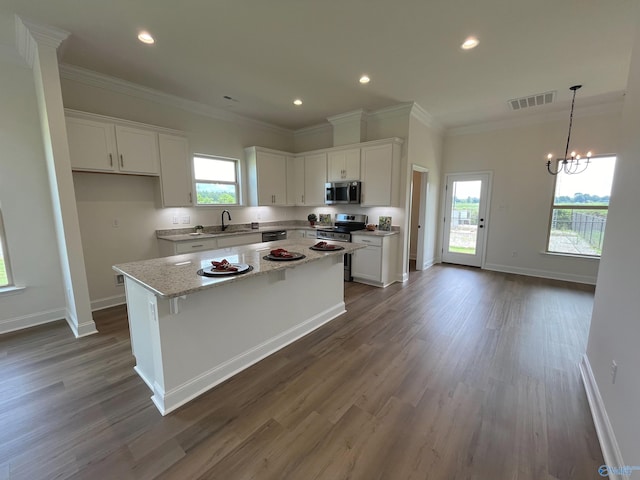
0, 0, 637, 131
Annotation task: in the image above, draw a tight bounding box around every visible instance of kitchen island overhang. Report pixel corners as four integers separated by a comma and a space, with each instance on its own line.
113, 239, 364, 415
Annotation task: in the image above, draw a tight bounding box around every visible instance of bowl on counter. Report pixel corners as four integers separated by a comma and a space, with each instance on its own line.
365, 224, 376, 231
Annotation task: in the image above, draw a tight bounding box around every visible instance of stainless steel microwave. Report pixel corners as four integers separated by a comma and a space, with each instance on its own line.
325, 181, 361, 204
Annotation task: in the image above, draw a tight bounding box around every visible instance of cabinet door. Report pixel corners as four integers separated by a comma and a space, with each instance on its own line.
175, 238, 218, 254
286, 156, 305, 205
352, 244, 382, 282
158, 134, 193, 207
217, 233, 262, 248
66, 117, 117, 172
256, 151, 287, 205
361, 143, 393, 206
328, 148, 360, 181
114, 125, 160, 175
304, 153, 327, 206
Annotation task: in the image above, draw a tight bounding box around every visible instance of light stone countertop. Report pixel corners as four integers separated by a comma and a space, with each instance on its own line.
157, 225, 320, 242
350, 229, 399, 237
113, 239, 364, 298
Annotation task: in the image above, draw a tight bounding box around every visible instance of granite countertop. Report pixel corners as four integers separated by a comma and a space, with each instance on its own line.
114, 239, 364, 298
351, 229, 399, 237
157, 225, 320, 242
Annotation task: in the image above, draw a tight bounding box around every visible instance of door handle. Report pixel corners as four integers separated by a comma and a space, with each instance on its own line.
119, 154, 124, 167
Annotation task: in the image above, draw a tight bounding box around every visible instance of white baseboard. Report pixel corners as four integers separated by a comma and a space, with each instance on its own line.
483, 263, 597, 285
91, 294, 126, 311
580, 355, 625, 480
151, 302, 346, 415
0, 308, 66, 335
65, 311, 98, 338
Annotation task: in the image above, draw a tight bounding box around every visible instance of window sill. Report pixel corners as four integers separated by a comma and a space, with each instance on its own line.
0, 285, 26, 297
540, 251, 600, 261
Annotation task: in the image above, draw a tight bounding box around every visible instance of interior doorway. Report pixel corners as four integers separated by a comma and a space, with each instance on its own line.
409, 166, 429, 272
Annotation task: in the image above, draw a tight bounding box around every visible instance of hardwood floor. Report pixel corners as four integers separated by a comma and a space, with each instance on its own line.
0, 265, 603, 479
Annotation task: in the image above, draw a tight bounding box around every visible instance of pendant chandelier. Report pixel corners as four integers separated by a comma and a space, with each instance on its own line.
546, 85, 592, 175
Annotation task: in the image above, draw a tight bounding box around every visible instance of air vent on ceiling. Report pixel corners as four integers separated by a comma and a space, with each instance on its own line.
508, 91, 556, 110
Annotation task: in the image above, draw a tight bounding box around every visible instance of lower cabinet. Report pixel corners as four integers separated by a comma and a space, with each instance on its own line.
304, 230, 317, 239
158, 233, 262, 257
351, 234, 397, 287
217, 233, 261, 248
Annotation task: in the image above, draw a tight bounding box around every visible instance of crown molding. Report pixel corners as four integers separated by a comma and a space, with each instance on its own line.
326, 108, 369, 126
409, 102, 444, 134
369, 102, 413, 121
15, 16, 69, 67
446, 99, 624, 137
293, 122, 332, 137
59, 63, 294, 136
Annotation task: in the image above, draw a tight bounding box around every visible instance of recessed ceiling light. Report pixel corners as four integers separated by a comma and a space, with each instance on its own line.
461, 37, 479, 50
293, 99, 303, 106
359, 75, 371, 84
138, 31, 155, 45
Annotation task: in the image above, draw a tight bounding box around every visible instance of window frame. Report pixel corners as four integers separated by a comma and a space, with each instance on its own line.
546, 154, 615, 258
192, 154, 241, 206
0, 208, 14, 288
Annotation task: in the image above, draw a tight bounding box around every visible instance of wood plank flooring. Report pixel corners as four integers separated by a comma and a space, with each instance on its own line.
0, 265, 603, 479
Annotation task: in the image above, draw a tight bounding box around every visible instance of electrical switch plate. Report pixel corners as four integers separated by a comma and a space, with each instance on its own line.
172, 216, 179, 224
181, 215, 190, 224
112, 218, 120, 228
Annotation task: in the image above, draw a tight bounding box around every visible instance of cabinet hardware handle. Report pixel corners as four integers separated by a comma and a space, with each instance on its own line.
119, 154, 124, 167
302, 194, 304, 203
109, 153, 113, 166
192, 244, 203, 248
189, 192, 192, 203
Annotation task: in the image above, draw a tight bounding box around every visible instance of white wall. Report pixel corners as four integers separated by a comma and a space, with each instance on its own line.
586, 10, 640, 472
443, 109, 622, 284
407, 113, 443, 269
61, 77, 298, 307
0, 53, 66, 333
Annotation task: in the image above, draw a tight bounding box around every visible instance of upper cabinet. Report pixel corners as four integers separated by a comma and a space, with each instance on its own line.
360, 140, 402, 206
303, 152, 327, 206
158, 134, 193, 207
66, 116, 118, 173
246, 147, 288, 206
113, 126, 160, 175
286, 156, 305, 206
327, 148, 360, 182
66, 113, 160, 176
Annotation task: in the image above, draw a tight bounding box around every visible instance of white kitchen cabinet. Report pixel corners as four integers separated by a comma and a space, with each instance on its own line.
158, 238, 218, 257
303, 153, 327, 206
286, 156, 305, 205
217, 233, 261, 248
66, 116, 118, 173
360, 140, 402, 206
66, 115, 160, 176
246, 147, 288, 206
351, 234, 398, 287
328, 148, 360, 181
158, 134, 193, 207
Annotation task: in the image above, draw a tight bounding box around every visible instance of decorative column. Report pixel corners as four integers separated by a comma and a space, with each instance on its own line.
15, 16, 97, 337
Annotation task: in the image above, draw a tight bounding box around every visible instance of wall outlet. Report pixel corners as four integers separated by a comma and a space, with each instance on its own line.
172, 216, 179, 224
181, 215, 190, 224
115, 274, 124, 286
611, 360, 618, 384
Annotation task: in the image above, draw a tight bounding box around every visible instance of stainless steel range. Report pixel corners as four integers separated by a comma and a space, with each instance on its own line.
316, 213, 367, 281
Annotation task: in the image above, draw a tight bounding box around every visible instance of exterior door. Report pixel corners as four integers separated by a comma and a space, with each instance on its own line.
442, 173, 491, 267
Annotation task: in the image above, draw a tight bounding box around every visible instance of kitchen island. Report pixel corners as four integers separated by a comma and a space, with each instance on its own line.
113, 238, 364, 415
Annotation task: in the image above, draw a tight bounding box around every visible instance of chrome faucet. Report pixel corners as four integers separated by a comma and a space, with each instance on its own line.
221, 210, 231, 231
